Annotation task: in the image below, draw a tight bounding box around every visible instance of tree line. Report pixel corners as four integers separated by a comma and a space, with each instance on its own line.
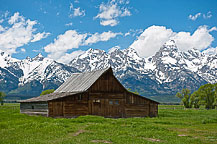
176, 83, 217, 109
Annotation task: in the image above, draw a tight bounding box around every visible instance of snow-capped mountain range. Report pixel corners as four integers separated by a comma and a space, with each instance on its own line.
69, 40, 217, 96
0, 40, 217, 100
0, 51, 79, 97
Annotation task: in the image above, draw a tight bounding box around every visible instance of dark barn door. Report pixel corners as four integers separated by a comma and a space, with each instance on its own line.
107, 99, 123, 118
53, 101, 63, 117
91, 99, 102, 116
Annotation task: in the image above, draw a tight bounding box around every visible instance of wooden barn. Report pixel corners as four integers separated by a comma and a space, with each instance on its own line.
19, 67, 159, 118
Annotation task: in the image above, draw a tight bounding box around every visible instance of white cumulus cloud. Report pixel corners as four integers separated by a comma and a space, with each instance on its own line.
84, 31, 122, 45
172, 25, 216, 51
202, 47, 217, 55
189, 13, 201, 21
57, 50, 85, 64
0, 25, 4, 32
0, 12, 50, 54
130, 25, 217, 58
44, 30, 87, 59
95, 0, 131, 26
0, 19, 4, 23
44, 30, 121, 61
130, 26, 174, 57
73, 7, 85, 17
203, 11, 212, 19
189, 11, 212, 21
69, 3, 85, 17
100, 19, 118, 26
31, 32, 50, 42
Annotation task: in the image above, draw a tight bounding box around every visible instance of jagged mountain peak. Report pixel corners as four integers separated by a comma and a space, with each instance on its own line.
160, 39, 178, 51
32, 53, 44, 61
123, 47, 144, 61
108, 46, 120, 54
25, 56, 31, 60
87, 48, 105, 53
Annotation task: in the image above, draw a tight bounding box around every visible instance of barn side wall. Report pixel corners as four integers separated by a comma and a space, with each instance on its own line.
47, 69, 158, 118
48, 93, 89, 118
20, 102, 48, 116
125, 92, 158, 117
88, 92, 125, 118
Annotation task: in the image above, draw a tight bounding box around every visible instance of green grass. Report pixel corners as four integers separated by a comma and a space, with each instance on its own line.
0, 104, 217, 144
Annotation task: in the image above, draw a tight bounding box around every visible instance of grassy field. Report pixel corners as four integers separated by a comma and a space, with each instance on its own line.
0, 104, 217, 144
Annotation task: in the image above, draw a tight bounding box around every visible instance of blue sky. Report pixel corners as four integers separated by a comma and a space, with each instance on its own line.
0, 0, 216, 63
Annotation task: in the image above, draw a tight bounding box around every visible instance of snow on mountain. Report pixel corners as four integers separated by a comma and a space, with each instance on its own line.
0, 50, 19, 68
17, 53, 54, 85
0, 39, 216, 98
69, 39, 216, 96
0, 52, 79, 95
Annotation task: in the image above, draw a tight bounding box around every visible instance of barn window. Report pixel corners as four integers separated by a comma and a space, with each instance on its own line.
32, 106, 34, 109
115, 100, 119, 105
109, 100, 113, 105
93, 99, 100, 103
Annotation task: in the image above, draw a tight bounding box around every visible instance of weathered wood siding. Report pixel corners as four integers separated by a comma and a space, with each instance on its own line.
48, 93, 89, 117
89, 70, 125, 93
125, 92, 159, 117
149, 102, 158, 117
125, 92, 151, 117
20, 102, 48, 116
88, 93, 125, 118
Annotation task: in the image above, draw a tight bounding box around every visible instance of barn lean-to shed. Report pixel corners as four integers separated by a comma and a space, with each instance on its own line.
19, 67, 159, 118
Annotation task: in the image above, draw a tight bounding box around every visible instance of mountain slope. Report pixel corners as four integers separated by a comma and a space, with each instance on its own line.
0, 52, 79, 97
69, 40, 216, 98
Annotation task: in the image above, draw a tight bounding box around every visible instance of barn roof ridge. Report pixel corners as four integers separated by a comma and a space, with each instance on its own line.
54, 67, 111, 93
79, 67, 111, 74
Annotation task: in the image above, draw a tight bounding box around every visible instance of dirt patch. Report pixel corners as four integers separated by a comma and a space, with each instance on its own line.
73, 129, 86, 136
144, 138, 161, 142
91, 140, 112, 143
178, 134, 188, 137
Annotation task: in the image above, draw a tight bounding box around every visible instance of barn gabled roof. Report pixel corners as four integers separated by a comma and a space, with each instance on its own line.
19, 67, 112, 103
19, 67, 159, 104
55, 67, 111, 93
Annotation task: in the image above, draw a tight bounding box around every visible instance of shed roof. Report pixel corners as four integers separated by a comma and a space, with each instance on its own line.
54, 67, 111, 93
19, 92, 79, 102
